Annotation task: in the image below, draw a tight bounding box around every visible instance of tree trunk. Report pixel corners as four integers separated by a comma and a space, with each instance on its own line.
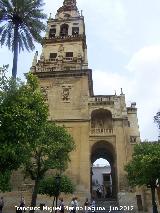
30, 179, 40, 213
12, 24, 19, 79
55, 196, 58, 213
51, 196, 55, 213
151, 186, 158, 213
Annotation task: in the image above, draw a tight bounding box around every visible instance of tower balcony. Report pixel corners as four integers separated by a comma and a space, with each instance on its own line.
64, 57, 73, 61
90, 128, 114, 136
45, 58, 57, 62
89, 96, 115, 106
43, 34, 85, 44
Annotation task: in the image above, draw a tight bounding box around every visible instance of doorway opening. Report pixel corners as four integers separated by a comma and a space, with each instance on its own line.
92, 158, 112, 199
91, 141, 117, 200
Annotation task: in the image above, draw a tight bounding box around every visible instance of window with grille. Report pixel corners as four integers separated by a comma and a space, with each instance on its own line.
66, 52, 73, 58
50, 53, 57, 59
72, 27, 79, 35
60, 24, 69, 36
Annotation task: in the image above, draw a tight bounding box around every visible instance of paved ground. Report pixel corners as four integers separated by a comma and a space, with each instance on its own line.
95, 199, 134, 213
3, 193, 135, 213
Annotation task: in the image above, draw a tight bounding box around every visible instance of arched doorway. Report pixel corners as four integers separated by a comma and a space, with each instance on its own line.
91, 141, 117, 200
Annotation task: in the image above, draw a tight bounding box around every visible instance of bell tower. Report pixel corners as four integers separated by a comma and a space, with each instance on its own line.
31, 0, 88, 73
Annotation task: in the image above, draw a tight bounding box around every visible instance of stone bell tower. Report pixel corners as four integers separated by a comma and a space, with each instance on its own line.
31, 0, 88, 73
31, 0, 141, 205
31, 0, 93, 198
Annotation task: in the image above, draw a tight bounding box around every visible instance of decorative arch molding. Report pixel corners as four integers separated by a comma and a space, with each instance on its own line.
91, 140, 116, 164
89, 107, 114, 117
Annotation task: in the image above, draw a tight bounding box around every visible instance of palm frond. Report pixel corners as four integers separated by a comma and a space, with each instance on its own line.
0, 0, 47, 77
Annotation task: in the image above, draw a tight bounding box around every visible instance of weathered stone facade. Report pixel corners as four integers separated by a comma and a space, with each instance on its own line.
29, 0, 141, 201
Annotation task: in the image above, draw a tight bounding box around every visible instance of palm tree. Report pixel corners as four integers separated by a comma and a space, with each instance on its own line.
0, 0, 47, 79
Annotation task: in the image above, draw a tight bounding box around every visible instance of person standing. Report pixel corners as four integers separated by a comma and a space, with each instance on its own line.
84, 198, 89, 213
59, 198, 64, 213
0, 197, 4, 213
91, 197, 96, 213
74, 197, 79, 213
70, 197, 76, 213
74, 197, 78, 209
19, 196, 25, 213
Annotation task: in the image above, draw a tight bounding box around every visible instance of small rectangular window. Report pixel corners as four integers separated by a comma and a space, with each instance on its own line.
66, 52, 73, 58
50, 53, 57, 59
49, 28, 56, 37
72, 27, 79, 35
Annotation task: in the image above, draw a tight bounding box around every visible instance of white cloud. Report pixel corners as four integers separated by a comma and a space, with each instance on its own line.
93, 45, 160, 141
126, 45, 160, 140
93, 69, 131, 96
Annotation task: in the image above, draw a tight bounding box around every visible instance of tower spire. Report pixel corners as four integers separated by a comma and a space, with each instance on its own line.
57, 0, 78, 13
63, 0, 77, 6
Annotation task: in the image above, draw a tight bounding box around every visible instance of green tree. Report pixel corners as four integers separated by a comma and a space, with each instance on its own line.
23, 123, 75, 213
0, 0, 47, 78
154, 111, 160, 141
39, 175, 75, 211
125, 142, 160, 213
0, 72, 48, 188
0, 171, 11, 192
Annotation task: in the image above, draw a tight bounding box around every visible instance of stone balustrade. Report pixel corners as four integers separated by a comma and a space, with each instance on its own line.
90, 128, 114, 136
90, 96, 115, 102
89, 96, 115, 106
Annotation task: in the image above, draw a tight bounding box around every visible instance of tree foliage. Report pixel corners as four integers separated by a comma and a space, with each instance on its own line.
0, 0, 47, 78
0, 68, 75, 212
0, 71, 48, 173
125, 142, 160, 213
23, 121, 75, 212
24, 123, 75, 181
0, 170, 11, 192
125, 142, 160, 187
154, 111, 160, 141
39, 175, 75, 197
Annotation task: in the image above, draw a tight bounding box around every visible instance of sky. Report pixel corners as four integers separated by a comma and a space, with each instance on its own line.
0, 0, 160, 141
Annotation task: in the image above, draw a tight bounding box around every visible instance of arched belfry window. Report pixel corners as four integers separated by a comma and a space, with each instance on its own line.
60, 24, 69, 36
49, 28, 56, 38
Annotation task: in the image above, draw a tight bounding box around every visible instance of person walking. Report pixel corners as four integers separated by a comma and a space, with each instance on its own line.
90, 197, 96, 213
0, 197, 4, 213
59, 198, 65, 213
70, 197, 76, 213
17, 196, 25, 213
84, 198, 89, 213
74, 197, 79, 211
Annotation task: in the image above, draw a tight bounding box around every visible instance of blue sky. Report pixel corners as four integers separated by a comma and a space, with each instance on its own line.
0, 0, 160, 141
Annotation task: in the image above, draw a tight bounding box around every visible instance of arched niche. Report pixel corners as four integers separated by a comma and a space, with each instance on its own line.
60, 24, 69, 36
91, 109, 113, 129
